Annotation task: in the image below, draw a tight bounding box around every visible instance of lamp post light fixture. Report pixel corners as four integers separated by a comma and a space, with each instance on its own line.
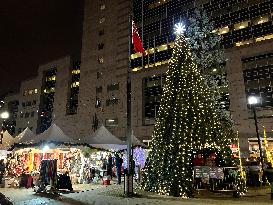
248, 96, 265, 183
0, 111, 9, 119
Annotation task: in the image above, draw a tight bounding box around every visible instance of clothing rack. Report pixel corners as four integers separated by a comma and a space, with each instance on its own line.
35, 159, 58, 194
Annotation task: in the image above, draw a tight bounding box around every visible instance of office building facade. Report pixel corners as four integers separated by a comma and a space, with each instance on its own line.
3, 0, 273, 155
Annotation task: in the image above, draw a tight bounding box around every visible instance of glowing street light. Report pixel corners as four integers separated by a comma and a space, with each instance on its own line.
0, 111, 9, 119
43, 145, 50, 152
248, 96, 259, 105
174, 23, 186, 35
248, 96, 266, 183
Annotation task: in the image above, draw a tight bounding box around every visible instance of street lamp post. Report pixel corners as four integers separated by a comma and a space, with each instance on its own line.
0, 111, 9, 145
248, 96, 265, 183
0, 111, 9, 120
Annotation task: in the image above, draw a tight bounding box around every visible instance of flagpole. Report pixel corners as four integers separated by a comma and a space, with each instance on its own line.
125, 12, 133, 197
141, 0, 144, 69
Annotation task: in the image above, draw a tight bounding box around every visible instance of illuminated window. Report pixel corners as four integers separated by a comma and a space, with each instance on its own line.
95, 98, 102, 108
100, 4, 105, 10
34, 89, 38, 93
105, 118, 118, 127
256, 34, 273, 42
28, 90, 34, 95
157, 44, 168, 52
98, 57, 104, 64
148, 48, 155, 54
23, 91, 28, 96
71, 82, 80, 88
235, 39, 253, 47
72, 69, 80, 74
218, 26, 229, 34
97, 72, 102, 79
46, 76, 56, 82
234, 21, 250, 30
99, 17, 105, 24
131, 53, 142, 59
253, 15, 269, 25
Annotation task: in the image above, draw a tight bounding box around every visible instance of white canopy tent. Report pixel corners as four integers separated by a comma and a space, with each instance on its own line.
83, 125, 146, 150
83, 125, 126, 150
132, 134, 147, 147
0, 131, 15, 150
35, 123, 77, 144
15, 127, 36, 144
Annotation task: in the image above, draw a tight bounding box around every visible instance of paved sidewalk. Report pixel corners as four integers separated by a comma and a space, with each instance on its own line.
0, 184, 272, 205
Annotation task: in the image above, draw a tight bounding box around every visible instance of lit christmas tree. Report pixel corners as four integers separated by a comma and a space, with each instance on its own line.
186, 8, 232, 127
263, 127, 273, 166
141, 24, 236, 198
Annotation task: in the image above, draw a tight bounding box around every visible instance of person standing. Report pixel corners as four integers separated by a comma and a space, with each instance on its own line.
107, 154, 113, 178
115, 154, 123, 185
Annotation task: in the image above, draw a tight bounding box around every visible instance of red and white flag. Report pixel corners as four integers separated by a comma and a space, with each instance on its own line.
132, 21, 146, 54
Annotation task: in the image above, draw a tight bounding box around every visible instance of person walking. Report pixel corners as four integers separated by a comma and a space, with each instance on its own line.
115, 154, 123, 185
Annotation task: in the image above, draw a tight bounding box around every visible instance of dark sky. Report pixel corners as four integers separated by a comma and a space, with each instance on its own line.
0, 0, 84, 97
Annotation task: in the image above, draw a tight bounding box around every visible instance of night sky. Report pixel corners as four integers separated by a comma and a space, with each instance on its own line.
0, 0, 84, 97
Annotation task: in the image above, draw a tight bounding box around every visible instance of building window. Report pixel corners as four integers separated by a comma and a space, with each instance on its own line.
234, 21, 250, 30
33, 100, 36, 105
143, 75, 166, 125
252, 15, 269, 26
96, 86, 103, 93
106, 98, 118, 106
218, 26, 229, 34
25, 112, 30, 118
99, 29, 104, 36
97, 72, 102, 79
31, 111, 35, 117
100, 4, 105, 10
95, 98, 102, 108
105, 118, 118, 127
71, 81, 80, 88
98, 57, 104, 64
99, 17, 105, 24
107, 83, 119, 92
34, 89, 38, 93
22, 102, 25, 107
98, 43, 104, 50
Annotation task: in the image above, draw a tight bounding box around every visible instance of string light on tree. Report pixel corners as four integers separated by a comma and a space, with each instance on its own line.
263, 126, 273, 166
174, 23, 186, 35
141, 23, 237, 197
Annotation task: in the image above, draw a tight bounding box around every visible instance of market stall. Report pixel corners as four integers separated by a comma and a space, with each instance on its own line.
5, 124, 82, 191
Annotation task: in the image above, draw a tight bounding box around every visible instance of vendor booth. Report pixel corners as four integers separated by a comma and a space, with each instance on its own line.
5, 124, 80, 192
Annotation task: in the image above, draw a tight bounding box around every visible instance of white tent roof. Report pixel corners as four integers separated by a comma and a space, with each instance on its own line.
15, 127, 36, 144
0, 131, 15, 150
83, 125, 126, 150
132, 134, 147, 147
87, 125, 125, 144
35, 124, 76, 144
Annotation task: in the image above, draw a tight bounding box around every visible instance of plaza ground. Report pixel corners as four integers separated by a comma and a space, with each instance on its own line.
0, 183, 273, 205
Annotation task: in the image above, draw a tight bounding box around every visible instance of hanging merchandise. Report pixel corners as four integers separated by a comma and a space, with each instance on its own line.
35, 159, 58, 193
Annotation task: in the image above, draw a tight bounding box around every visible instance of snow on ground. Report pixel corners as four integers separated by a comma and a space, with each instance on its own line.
0, 184, 272, 205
